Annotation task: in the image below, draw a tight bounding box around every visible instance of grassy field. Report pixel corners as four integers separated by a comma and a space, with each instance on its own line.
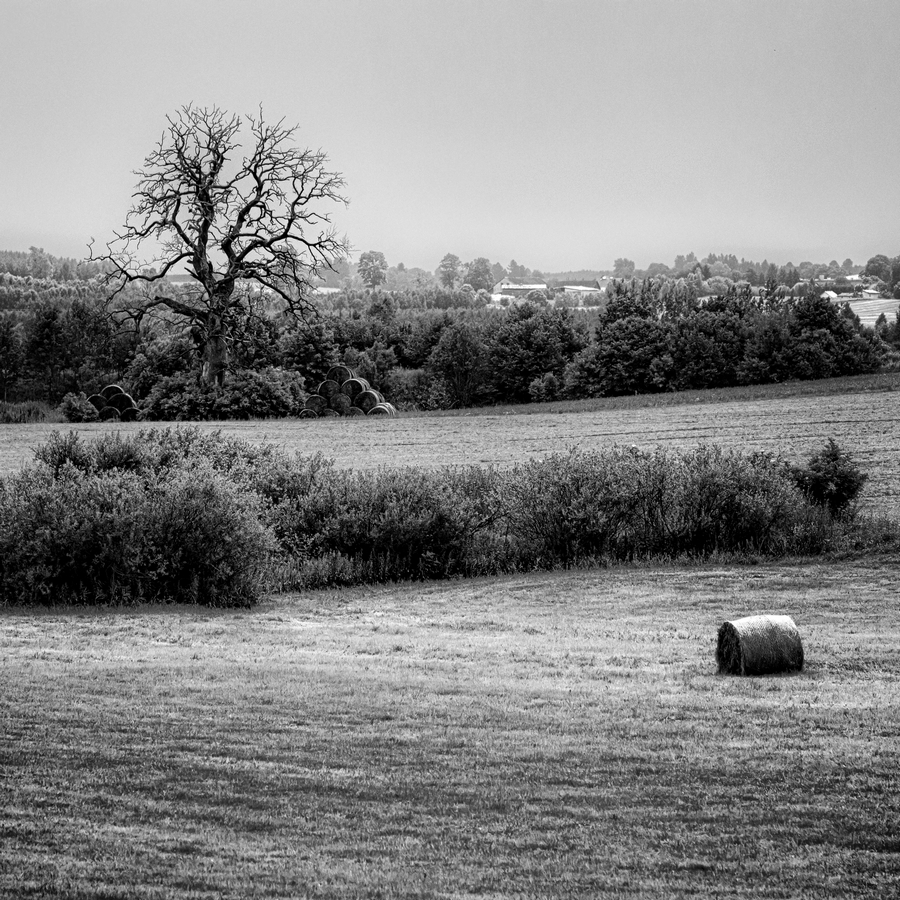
3, 372, 898, 516
2, 560, 898, 898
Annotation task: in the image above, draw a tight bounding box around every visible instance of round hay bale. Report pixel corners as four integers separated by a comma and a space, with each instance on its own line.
98, 406, 120, 421
304, 394, 328, 415
119, 406, 139, 422
317, 379, 340, 399
716, 614, 804, 676
297, 408, 318, 419
328, 393, 352, 415
367, 404, 391, 416
320, 408, 340, 418
340, 377, 369, 400
86, 394, 106, 411
100, 384, 124, 400
355, 389, 381, 413
326, 365, 354, 385
346, 406, 365, 417
106, 392, 136, 412
373, 390, 385, 403
383, 402, 398, 417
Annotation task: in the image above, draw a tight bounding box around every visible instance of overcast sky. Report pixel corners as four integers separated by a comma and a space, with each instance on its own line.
2, 0, 897, 273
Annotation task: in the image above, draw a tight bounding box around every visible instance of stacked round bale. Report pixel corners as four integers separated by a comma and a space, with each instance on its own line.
299, 366, 398, 419
86, 384, 139, 422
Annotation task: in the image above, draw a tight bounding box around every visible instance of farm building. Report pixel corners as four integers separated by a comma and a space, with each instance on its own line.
491, 276, 549, 304
492, 276, 549, 295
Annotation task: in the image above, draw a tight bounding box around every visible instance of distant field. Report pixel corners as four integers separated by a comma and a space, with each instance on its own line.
2, 560, 898, 898
3, 373, 898, 516
839, 295, 900, 328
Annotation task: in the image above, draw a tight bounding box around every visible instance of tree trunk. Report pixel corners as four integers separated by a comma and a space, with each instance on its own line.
200, 286, 235, 387
201, 312, 229, 387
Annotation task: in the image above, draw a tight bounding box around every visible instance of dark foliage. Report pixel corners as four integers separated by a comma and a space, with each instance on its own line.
791, 439, 868, 518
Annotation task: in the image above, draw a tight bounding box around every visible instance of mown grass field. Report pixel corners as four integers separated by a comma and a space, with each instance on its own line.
2, 373, 899, 516
2, 561, 898, 898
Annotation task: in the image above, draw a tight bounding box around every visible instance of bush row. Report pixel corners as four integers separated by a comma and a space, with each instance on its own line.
0, 429, 877, 607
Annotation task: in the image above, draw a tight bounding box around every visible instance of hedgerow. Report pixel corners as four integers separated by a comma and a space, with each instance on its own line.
0, 428, 885, 606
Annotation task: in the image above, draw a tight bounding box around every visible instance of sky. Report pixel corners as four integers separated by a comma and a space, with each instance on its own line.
1, 0, 898, 273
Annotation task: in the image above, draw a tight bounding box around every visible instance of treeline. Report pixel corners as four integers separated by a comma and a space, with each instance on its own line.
0, 248, 106, 282
1, 264, 897, 414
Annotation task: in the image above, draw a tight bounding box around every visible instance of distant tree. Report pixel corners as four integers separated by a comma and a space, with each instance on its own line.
485, 304, 589, 403
891, 256, 900, 290
91, 105, 347, 387
668, 310, 746, 390
358, 250, 388, 288
436, 253, 462, 289
463, 257, 494, 292
864, 254, 892, 284
426, 322, 488, 408
28, 247, 53, 280
490, 261, 507, 284
0, 318, 24, 400
25, 301, 68, 397
367, 290, 397, 321
566, 317, 671, 397
842, 258, 854, 271
613, 258, 635, 279
508, 259, 527, 278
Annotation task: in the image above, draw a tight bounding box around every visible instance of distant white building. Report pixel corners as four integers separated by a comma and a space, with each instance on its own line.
491, 276, 549, 304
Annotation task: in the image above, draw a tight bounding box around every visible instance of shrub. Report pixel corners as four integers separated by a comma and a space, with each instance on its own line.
0, 466, 146, 606
59, 391, 100, 423
382, 367, 431, 409
137, 463, 272, 606
141, 368, 306, 420
791, 438, 868, 518
0, 459, 271, 607
528, 372, 561, 403
268, 465, 501, 586
499, 446, 840, 567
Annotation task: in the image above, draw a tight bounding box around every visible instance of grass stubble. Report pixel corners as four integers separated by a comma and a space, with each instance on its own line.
1, 560, 898, 898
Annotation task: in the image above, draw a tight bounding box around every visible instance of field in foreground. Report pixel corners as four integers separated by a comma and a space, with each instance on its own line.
2, 373, 899, 516
2, 560, 898, 898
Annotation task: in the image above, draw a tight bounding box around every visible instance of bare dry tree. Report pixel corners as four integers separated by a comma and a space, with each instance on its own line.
91, 105, 347, 386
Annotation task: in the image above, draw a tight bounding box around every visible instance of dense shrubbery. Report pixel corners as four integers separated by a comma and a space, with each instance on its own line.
1, 431, 272, 607
0, 429, 883, 607
141, 368, 307, 420
59, 391, 99, 423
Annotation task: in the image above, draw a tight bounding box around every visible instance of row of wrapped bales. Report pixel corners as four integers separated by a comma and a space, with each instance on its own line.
299, 366, 398, 419
86, 384, 139, 422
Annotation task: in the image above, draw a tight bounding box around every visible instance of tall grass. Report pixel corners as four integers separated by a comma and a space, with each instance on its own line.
0, 428, 888, 606
0, 400, 59, 424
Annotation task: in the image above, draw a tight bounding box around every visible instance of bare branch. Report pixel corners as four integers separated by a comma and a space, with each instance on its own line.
90, 105, 347, 385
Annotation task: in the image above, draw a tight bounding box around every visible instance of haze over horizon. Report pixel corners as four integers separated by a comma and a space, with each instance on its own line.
2, 0, 897, 274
